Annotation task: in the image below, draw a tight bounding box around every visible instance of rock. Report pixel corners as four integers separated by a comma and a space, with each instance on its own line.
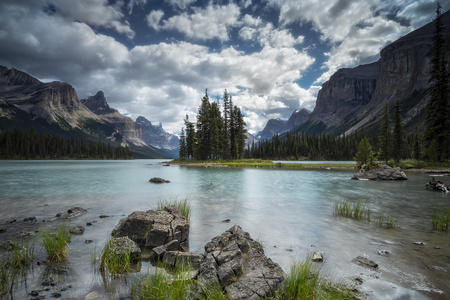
23, 216, 37, 222
18, 231, 35, 238
351, 164, 407, 180
66, 207, 88, 219
99, 215, 110, 218
107, 236, 141, 264
162, 251, 204, 271
149, 177, 170, 183
111, 206, 189, 249
0, 227, 7, 233
151, 240, 185, 260
222, 219, 231, 223
84, 291, 100, 300
198, 225, 284, 300
312, 251, 323, 262
377, 250, 391, 256
425, 177, 449, 192
354, 256, 378, 269
70, 225, 85, 235
85, 240, 93, 244
413, 242, 425, 245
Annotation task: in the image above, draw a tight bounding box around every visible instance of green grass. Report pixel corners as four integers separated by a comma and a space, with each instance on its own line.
271, 257, 358, 300
432, 207, 450, 231
170, 159, 355, 170
156, 198, 191, 221
334, 200, 371, 221
100, 238, 135, 275
8, 239, 35, 272
375, 211, 398, 228
0, 255, 18, 297
132, 267, 194, 300
40, 224, 72, 262
195, 282, 229, 300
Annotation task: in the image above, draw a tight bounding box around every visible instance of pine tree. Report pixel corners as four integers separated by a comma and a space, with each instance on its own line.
392, 99, 405, 162
424, 2, 450, 161
413, 127, 421, 160
354, 137, 376, 168
178, 127, 187, 159
379, 103, 391, 164
196, 90, 212, 160
222, 90, 231, 160
184, 115, 196, 159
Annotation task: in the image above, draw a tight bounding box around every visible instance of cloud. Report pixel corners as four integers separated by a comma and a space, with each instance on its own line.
166, 0, 197, 10
146, 10, 165, 30
127, 0, 148, 14
148, 3, 241, 41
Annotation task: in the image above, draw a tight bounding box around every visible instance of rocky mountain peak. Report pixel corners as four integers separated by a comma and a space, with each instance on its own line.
80, 90, 115, 115
0, 66, 41, 86
136, 116, 179, 150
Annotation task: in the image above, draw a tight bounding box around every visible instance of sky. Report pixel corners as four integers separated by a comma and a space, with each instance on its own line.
0, 0, 448, 135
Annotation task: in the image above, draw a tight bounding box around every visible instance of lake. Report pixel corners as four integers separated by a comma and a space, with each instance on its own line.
0, 160, 449, 299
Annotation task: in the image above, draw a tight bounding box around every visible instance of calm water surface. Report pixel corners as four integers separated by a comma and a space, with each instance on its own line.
0, 160, 449, 299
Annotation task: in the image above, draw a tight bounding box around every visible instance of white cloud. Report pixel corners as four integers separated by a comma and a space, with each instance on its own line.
165, 0, 197, 10
149, 3, 241, 41
127, 0, 147, 14
146, 10, 165, 29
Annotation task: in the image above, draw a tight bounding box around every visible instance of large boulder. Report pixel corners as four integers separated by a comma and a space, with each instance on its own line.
197, 225, 284, 300
351, 164, 407, 180
111, 206, 189, 249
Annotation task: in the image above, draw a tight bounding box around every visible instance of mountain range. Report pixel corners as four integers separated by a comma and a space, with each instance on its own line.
1, 10, 449, 155
261, 10, 450, 140
0, 66, 178, 158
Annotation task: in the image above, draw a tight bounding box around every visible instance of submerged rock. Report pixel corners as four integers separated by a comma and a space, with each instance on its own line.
70, 225, 85, 235
66, 207, 88, 219
197, 225, 284, 300
312, 251, 324, 262
149, 177, 170, 183
354, 256, 378, 269
352, 164, 407, 180
425, 177, 449, 192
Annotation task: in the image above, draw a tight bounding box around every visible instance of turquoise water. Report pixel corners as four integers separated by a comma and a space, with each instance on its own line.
0, 160, 449, 299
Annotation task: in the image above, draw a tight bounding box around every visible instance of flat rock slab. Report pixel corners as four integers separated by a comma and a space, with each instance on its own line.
354, 256, 378, 269
198, 225, 284, 300
111, 206, 189, 249
352, 164, 407, 180
66, 207, 88, 219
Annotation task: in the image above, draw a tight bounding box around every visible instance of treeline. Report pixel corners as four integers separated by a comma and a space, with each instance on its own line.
246, 126, 423, 162
179, 89, 246, 160
0, 128, 133, 159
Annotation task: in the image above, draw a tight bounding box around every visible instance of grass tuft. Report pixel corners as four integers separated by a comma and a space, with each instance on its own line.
156, 198, 191, 221
432, 207, 450, 231
40, 224, 72, 262
375, 211, 398, 228
100, 238, 135, 275
132, 267, 194, 300
334, 200, 371, 221
271, 256, 358, 299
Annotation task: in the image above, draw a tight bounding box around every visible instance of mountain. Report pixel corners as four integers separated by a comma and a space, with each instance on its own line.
257, 108, 311, 140
81, 91, 146, 146
136, 116, 179, 150
291, 10, 450, 137
0, 66, 171, 158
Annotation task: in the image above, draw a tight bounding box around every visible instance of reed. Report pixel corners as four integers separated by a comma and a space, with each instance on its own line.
272, 256, 358, 299
40, 224, 72, 262
132, 267, 194, 300
334, 200, 371, 221
375, 211, 398, 228
432, 207, 450, 231
194, 282, 229, 300
9, 239, 35, 271
100, 238, 134, 274
156, 197, 191, 221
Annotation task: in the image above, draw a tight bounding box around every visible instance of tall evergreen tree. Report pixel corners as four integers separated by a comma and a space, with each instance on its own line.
178, 127, 187, 159
222, 90, 231, 160
424, 2, 450, 161
413, 127, 422, 160
196, 89, 212, 160
393, 99, 405, 162
379, 103, 392, 164
184, 115, 196, 159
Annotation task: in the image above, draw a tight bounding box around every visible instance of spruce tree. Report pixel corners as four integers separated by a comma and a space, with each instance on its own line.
413, 127, 422, 160
379, 103, 392, 164
425, 2, 450, 161
393, 99, 405, 162
184, 115, 196, 159
222, 90, 231, 160
354, 136, 376, 168
178, 127, 187, 159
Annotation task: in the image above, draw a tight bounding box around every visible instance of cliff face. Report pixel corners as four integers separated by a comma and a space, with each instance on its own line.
0, 66, 102, 129
136, 116, 179, 150
300, 10, 450, 136
285, 108, 311, 130
309, 63, 377, 127
81, 91, 145, 145
257, 108, 311, 140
